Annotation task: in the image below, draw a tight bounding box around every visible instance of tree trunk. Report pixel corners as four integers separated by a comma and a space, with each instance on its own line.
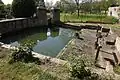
77, 9, 80, 17
105, 10, 107, 14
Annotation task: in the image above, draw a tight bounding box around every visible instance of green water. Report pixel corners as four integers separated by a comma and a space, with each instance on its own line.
0, 27, 74, 57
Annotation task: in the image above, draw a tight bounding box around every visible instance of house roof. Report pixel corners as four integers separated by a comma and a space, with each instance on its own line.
110, 4, 119, 7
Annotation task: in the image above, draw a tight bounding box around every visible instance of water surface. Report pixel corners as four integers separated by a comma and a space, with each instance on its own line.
0, 27, 74, 57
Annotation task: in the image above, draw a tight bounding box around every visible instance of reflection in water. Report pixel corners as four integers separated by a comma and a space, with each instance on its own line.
47, 28, 51, 37
0, 27, 74, 57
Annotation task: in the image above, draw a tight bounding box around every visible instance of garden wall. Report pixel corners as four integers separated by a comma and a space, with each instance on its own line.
0, 8, 60, 35
0, 8, 48, 35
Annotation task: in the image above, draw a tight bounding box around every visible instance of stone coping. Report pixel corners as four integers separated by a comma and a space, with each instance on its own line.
57, 39, 75, 58
0, 18, 26, 23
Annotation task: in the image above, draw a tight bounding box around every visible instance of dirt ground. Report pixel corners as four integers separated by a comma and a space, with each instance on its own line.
58, 29, 97, 61
58, 24, 120, 79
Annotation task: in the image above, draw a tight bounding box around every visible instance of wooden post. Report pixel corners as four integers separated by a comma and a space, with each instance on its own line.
96, 26, 99, 33
95, 45, 102, 63
96, 24, 101, 33
95, 39, 98, 49
0, 33, 1, 38
95, 25, 100, 49
75, 32, 80, 39
95, 31, 100, 49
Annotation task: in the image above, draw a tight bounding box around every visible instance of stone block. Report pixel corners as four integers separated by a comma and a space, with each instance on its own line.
115, 37, 120, 53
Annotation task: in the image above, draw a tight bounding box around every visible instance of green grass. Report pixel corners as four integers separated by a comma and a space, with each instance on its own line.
60, 13, 119, 24
0, 48, 58, 80
114, 66, 120, 75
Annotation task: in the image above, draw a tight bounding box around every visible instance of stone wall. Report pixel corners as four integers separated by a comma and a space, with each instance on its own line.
108, 7, 120, 19
0, 8, 48, 35
0, 8, 61, 35
50, 8, 60, 23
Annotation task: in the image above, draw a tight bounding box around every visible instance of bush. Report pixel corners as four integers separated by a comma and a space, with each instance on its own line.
9, 46, 40, 65
111, 17, 119, 23
21, 39, 36, 50
12, 0, 36, 18
70, 60, 99, 80
103, 16, 119, 24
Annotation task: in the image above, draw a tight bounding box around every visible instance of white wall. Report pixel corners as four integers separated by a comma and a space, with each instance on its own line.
108, 7, 120, 19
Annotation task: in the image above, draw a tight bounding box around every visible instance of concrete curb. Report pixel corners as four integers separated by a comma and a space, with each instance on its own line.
56, 38, 75, 58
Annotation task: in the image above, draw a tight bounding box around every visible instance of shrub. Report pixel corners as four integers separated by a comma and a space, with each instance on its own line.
103, 16, 119, 24
9, 46, 40, 65
21, 39, 36, 50
70, 60, 99, 80
111, 17, 119, 23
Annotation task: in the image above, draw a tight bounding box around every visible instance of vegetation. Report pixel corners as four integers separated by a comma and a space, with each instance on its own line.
8, 39, 41, 65
60, 0, 118, 16
9, 46, 40, 65
114, 66, 120, 75
0, 49, 57, 80
0, 42, 69, 80
60, 13, 119, 24
0, 4, 12, 19
12, 0, 36, 18
0, 4, 5, 18
0, 0, 3, 4
64, 54, 115, 80
20, 39, 36, 49
0, 44, 63, 80
0, 0, 120, 79
70, 58, 99, 80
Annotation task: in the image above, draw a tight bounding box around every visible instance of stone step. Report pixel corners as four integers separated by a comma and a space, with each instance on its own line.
100, 44, 115, 53
100, 50, 116, 66
105, 34, 116, 44
95, 51, 107, 69
106, 41, 115, 45
101, 28, 110, 33
95, 55, 106, 69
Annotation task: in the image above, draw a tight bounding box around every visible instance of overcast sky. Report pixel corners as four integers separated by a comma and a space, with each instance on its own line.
2, 0, 60, 5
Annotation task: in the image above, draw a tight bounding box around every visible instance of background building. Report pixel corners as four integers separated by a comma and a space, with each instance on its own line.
108, 5, 120, 19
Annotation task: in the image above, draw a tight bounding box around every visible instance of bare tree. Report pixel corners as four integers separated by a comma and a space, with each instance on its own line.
74, 0, 81, 17
60, 0, 76, 14
45, 1, 53, 10
54, 1, 60, 8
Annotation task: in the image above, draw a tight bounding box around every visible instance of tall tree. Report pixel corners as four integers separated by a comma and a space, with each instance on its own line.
4, 4, 12, 18
60, 0, 76, 13
54, 1, 60, 8
0, 4, 5, 18
12, 0, 36, 18
45, 1, 53, 10
107, 0, 117, 6
0, 0, 3, 4
34, 0, 45, 7
74, 0, 81, 16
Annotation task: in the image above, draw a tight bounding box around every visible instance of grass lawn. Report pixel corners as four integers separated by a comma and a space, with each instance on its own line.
60, 13, 118, 24
0, 47, 69, 80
